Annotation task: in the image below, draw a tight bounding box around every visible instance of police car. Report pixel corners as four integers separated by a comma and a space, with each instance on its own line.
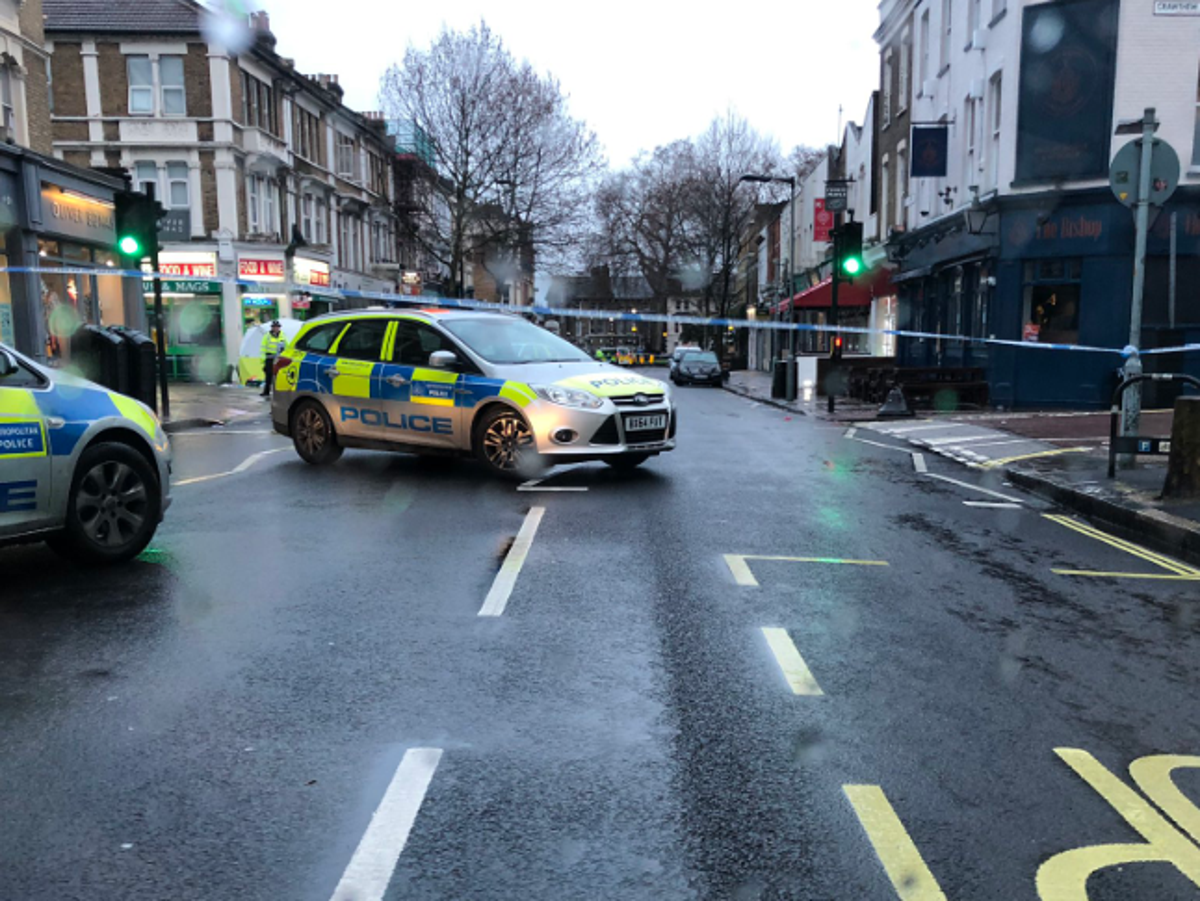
0, 343, 171, 564
270, 309, 676, 477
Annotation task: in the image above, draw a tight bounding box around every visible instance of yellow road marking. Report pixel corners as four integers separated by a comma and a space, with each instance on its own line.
760, 628, 823, 695
1045, 514, 1199, 574
1044, 514, 1200, 577
1036, 749, 1200, 899
843, 785, 948, 901
981, 446, 1092, 468
724, 554, 890, 588
1052, 570, 1200, 581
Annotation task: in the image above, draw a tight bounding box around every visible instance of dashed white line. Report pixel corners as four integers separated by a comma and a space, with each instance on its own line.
761, 627, 824, 695
911, 452, 927, 473
844, 427, 859, 439
925, 472, 1024, 504
479, 507, 545, 617
518, 465, 588, 492
848, 436, 915, 453
329, 747, 443, 901
964, 501, 1023, 509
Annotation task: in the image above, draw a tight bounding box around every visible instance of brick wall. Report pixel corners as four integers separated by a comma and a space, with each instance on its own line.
184, 43, 212, 119
55, 120, 88, 142
200, 151, 218, 236
18, 0, 51, 154
63, 150, 90, 169
230, 62, 243, 125
50, 43, 86, 118
97, 43, 126, 118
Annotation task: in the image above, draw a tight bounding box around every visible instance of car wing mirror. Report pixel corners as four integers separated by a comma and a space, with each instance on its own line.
0, 348, 18, 378
429, 350, 459, 369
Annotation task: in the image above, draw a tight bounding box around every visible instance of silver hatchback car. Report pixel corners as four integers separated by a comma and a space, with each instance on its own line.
0, 344, 172, 564
270, 309, 676, 477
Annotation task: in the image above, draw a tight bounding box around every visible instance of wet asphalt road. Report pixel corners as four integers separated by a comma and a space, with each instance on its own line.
3, 377, 1200, 901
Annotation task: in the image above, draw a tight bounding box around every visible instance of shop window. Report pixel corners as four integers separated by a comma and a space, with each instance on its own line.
128, 56, 153, 115
160, 56, 186, 116
167, 162, 189, 209
1022, 259, 1082, 345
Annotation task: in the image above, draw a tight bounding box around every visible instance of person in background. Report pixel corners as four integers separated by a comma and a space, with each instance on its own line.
260, 320, 286, 397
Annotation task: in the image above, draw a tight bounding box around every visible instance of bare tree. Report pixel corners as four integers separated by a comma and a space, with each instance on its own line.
787, 144, 826, 183
380, 21, 605, 298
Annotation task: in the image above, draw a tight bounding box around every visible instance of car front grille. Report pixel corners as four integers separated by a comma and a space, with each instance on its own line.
611, 394, 668, 407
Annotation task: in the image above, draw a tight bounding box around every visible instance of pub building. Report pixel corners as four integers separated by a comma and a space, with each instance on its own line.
0, 143, 140, 364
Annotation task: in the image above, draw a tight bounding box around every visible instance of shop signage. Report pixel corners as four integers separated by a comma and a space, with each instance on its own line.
401, 271, 422, 296
158, 261, 216, 278
40, 185, 116, 243
238, 258, 285, 279
243, 296, 276, 307
294, 258, 331, 287
1154, 1, 1200, 13
814, 200, 833, 243
142, 279, 222, 294
159, 209, 191, 241
911, 126, 949, 178
1023, 323, 1041, 342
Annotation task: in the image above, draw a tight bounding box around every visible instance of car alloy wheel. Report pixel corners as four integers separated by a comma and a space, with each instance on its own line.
292, 401, 343, 465
482, 411, 536, 472
75, 459, 148, 549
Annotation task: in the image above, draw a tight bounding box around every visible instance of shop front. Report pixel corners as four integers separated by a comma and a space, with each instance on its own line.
142, 252, 223, 381
238, 254, 287, 327
292, 256, 338, 320
780, 268, 893, 357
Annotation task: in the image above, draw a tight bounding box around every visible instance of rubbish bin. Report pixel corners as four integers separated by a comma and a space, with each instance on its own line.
70, 325, 128, 393
109, 327, 158, 410
771, 359, 788, 399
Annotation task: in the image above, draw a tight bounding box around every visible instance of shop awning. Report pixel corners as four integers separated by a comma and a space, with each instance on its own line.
776, 268, 893, 313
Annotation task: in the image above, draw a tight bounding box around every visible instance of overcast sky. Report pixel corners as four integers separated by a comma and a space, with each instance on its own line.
259, 1, 882, 168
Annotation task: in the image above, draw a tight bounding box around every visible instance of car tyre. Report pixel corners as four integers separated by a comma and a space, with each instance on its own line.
605, 453, 650, 471
476, 406, 543, 479
50, 442, 161, 565
292, 400, 344, 465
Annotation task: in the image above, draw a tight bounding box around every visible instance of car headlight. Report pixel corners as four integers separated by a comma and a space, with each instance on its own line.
532, 384, 604, 410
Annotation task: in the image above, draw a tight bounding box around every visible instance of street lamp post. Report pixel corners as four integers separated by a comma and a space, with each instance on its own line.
741, 173, 797, 400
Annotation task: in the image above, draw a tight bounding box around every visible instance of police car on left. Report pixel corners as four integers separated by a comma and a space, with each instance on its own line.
0, 343, 171, 564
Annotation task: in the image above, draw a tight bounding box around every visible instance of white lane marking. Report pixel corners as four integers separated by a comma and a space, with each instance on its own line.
479, 507, 545, 617
761, 628, 824, 695
173, 448, 290, 486
912, 452, 927, 474
171, 429, 276, 437
518, 464, 588, 492
964, 501, 1023, 509
844, 427, 859, 439
919, 433, 1004, 447
329, 747, 442, 901
924, 472, 1024, 504
848, 436, 914, 453
875, 422, 953, 435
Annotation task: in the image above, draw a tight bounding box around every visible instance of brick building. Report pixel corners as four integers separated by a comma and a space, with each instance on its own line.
44, 0, 399, 380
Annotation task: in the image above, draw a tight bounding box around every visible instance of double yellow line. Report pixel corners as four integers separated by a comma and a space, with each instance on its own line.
1044, 513, 1200, 580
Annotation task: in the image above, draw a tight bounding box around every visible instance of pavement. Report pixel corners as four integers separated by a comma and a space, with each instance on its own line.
159, 380, 270, 433
728, 367, 1200, 567
3, 379, 1200, 899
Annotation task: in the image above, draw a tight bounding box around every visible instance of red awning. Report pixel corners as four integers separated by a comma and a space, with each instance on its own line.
776, 268, 894, 313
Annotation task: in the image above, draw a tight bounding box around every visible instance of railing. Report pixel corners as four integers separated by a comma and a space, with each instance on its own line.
1108, 373, 1200, 478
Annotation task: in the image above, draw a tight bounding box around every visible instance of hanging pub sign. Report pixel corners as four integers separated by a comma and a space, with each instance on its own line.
911, 126, 949, 178
1015, 0, 1119, 183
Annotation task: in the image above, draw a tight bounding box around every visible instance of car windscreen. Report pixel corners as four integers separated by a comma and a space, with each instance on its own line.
682, 352, 718, 365
441, 317, 591, 365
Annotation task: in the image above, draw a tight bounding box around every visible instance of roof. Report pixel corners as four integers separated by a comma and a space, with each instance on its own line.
44, 0, 206, 33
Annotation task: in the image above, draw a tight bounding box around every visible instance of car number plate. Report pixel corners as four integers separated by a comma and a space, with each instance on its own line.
625, 414, 667, 431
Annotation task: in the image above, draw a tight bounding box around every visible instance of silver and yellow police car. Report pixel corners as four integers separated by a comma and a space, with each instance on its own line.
0, 343, 171, 564
270, 308, 676, 477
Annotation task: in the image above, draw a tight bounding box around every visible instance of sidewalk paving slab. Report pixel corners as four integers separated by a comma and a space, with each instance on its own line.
160, 382, 266, 433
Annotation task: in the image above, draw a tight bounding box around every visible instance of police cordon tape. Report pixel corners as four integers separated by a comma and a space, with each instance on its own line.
6, 266, 1198, 359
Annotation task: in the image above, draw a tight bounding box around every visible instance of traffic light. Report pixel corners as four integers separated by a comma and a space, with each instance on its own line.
838, 220, 864, 279
114, 189, 165, 261
831, 333, 844, 361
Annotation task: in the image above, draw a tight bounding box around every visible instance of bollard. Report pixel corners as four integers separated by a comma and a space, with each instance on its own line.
1162, 396, 1200, 499
1119, 348, 1143, 469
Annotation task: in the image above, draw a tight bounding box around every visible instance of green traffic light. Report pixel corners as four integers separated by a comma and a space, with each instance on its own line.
118, 235, 142, 256
843, 257, 862, 276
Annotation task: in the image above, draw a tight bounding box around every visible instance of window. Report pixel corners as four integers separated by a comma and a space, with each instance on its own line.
264, 179, 276, 236
941, 0, 953, 73
45, 57, 53, 116
167, 162, 189, 209
898, 29, 911, 113
968, 0, 981, 41
919, 11, 931, 90
135, 161, 158, 196
1022, 259, 1082, 345
881, 158, 891, 232
128, 56, 153, 114
295, 321, 347, 354
301, 193, 314, 242
988, 74, 1003, 188
336, 133, 356, 179
965, 96, 979, 178
368, 152, 387, 194
295, 106, 321, 162
1194, 63, 1200, 167
897, 145, 908, 228
882, 49, 893, 127
334, 319, 389, 361
160, 56, 186, 116
315, 197, 327, 244
392, 321, 455, 366
0, 69, 13, 138
247, 175, 260, 231
340, 214, 351, 269
241, 71, 276, 134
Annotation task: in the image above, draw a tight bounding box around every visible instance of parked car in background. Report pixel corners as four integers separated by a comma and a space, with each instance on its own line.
671, 350, 725, 386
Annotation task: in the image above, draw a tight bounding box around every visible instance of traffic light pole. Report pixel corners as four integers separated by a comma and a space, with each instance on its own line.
146, 183, 170, 420
828, 226, 841, 415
